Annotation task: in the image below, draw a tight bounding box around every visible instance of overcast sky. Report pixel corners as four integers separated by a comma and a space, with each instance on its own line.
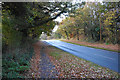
53, 13, 67, 32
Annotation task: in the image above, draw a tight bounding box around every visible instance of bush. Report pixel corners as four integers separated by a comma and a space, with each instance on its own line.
2, 47, 34, 78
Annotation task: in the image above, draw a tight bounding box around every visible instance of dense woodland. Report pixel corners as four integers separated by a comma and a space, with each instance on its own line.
55, 2, 120, 44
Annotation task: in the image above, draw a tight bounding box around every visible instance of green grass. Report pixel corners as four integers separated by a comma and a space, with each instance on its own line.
61, 40, 119, 53
49, 49, 61, 60
2, 47, 34, 78
49, 47, 63, 57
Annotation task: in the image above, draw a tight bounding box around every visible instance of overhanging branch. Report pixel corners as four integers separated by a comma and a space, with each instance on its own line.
19, 6, 67, 32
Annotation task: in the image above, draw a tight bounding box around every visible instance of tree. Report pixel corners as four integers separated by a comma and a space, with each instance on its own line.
56, 2, 119, 44
2, 2, 82, 50
56, 17, 75, 40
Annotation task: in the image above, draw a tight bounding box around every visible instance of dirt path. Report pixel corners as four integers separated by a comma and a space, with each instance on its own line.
39, 46, 58, 78
27, 41, 58, 78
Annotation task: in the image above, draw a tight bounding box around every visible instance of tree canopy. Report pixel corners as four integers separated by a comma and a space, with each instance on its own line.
2, 2, 85, 50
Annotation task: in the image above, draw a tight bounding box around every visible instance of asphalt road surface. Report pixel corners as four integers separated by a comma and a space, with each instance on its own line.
43, 40, 120, 73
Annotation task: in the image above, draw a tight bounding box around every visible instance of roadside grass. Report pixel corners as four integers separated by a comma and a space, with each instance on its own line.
47, 46, 119, 78
2, 47, 34, 78
61, 40, 119, 53
49, 52, 61, 60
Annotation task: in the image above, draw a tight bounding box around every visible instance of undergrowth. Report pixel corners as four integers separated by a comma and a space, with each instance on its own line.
2, 47, 34, 78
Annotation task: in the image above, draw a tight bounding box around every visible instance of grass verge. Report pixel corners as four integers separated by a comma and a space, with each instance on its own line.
47, 46, 119, 78
61, 40, 119, 53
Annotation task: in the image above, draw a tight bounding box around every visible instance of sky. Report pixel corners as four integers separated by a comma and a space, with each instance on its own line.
54, 13, 67, 22
53, 14, 67, 32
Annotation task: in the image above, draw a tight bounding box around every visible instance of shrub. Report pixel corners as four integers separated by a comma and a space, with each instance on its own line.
2, 47, 34, 78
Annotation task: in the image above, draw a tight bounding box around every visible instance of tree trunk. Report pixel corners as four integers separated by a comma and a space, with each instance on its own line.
84, 27, 86, 36
76, 29, 79, 40
91, 33, 94, 40
65, 31, 69, 40
21, 29, 28, 43
70, 33, 73, 38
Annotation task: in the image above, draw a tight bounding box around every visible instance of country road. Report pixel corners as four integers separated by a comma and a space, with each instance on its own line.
43, 40, 120, 73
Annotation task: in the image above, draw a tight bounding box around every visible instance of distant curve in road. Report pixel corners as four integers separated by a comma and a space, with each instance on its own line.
43, 40, 120, 73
